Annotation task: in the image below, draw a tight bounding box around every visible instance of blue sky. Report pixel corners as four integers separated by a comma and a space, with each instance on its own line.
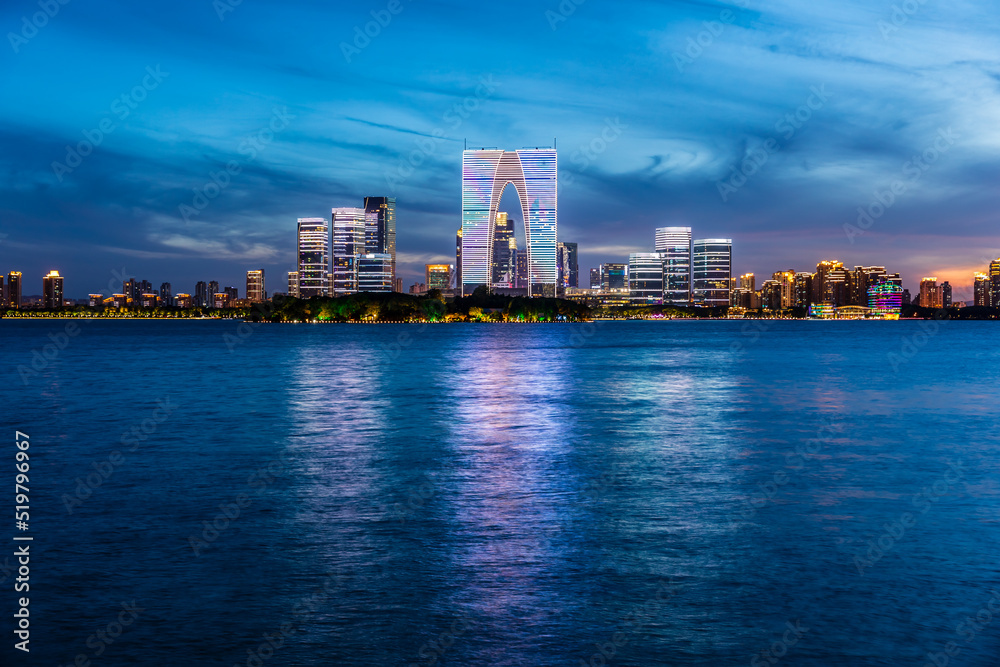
2, 0, 998, 299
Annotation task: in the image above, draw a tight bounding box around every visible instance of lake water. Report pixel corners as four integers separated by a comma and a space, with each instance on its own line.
2, 319, 999, 666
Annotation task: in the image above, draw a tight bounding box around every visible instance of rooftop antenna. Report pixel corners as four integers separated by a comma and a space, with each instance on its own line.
554, 137, 557, 149
464, 138, 467, 150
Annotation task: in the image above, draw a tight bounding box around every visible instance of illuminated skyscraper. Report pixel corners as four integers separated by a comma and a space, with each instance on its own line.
628, 253, 664, 304
851, 266, 886, 306
43, 270, 64, 308
364, 197, 396, 283
358, 254, 393, 293
160, 282, 172, 306
990, 259, 1000, 307
287, 272, 300, 298
920, 277, 943, 309
333, 207, 366, 295
793, 272, 812, 308
773, 270, 795, 308
589, 268, 601, 290
7, 272, 20, 309
461, 148, 557, 297
297, 217, 329, 298
974, 273, 989, 307
692, 239, 732, 307
656, 227, 692, 305
246, 270, 265, 302
562, 242, 578, 288
208, 281, 220, 300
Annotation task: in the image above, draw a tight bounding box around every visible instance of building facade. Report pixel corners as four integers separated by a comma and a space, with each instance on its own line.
42, 270, 64, 308
364, 197, 396, 284
7, 271, 22, 308
246, 271, 265, 302
332, 207, 366, 295
628, 253, 664, 305
297, 217, 329, 298
357, 254, 393, 293
426, 264, 453, 292
461, 148, 557, 297
692, 239, 732, 307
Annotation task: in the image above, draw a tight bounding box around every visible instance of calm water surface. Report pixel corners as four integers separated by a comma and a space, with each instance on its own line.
2, 319, 999, 666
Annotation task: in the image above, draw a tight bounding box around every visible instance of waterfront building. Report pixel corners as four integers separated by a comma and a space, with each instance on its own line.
297, 218, 329, 298
692, 239, 732, 307
974, 273, 989, 307
628, 253, 664, 305
159, 282, 173, 306
213, 293, 228, 309
761, 280, 783, 311
111, 294, 127, 308
426, 264, 453, 292
793, 272, 812, 308
601, 263, 627, 291
364, 197, 397, 284
461, 148, 557, 296
942, 281, 952, 307
208, 281, 220, 301
141, 293, 158, 308
851, 266, 886, 306
246, 271, 265, 303
195, 281, 208, 307
7, 271, 22, 308
88, 294, 103, 307
333, 207, 366, 295
990, 259, 1000, 307
175, 293, 192, 308
869, 281, 903, 316
740, 273, 756, 292
43, 270, 64, 308
657, 227, 692, 305
358, 254, 393, 293
920, 277, 943, 309
287, 272, 299, 298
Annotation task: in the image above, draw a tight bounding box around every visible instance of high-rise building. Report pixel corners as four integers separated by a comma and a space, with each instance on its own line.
761, 280, 782, 311
426, 264, 453, 292
224, 286, 239, 303
461, 148, 557, 297
0, 274, 4, 307
246, 271, 265, 302
869, 281, 903, 315
123, 278, 140, 304
514, 249, 528, 289
195, 281, 208, 307
393, 278, 403, 294
740, 273, 756, 292
941, 281, 952, 308
628, 253, 664, 304
657, 227, 692, 305
990, 259, 1000, 308
812, 260, 843, 304
160, 282, 172, 306
692, 239, 732, 307
601, 263, 627, 290
589, 268, 601, 290
773, 270, 796, 309
208, 281, 220, 300
974, 273, 989, 307
793, 272, 812, 308
827, 266, 852, 307
364, 197, 397, 284
902, 289, 911, 306
455, 229, 463, 291
287, 272, 300, 298
7, 271, 22, 308
493, 212, 515, 287
358, 254, 393, 293
920, 277, 943, 309
332, 207, 366, 295
43, 270, 64, 308
297, 218, 329, 298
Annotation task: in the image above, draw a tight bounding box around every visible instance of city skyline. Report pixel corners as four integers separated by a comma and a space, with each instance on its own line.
3, 2, 997, 299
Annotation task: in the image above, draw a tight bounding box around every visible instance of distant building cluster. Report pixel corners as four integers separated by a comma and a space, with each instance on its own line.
972, 258, 1000, 307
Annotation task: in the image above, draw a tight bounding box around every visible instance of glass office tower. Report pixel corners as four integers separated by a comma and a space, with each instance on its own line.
364, 197, 396, 284
332, 207, 366, 295
656, 227, 692, 305
461, 148, 557, 297
297, 217, 329, 298
628, 253, 664, 305
692, 239, 732, 307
